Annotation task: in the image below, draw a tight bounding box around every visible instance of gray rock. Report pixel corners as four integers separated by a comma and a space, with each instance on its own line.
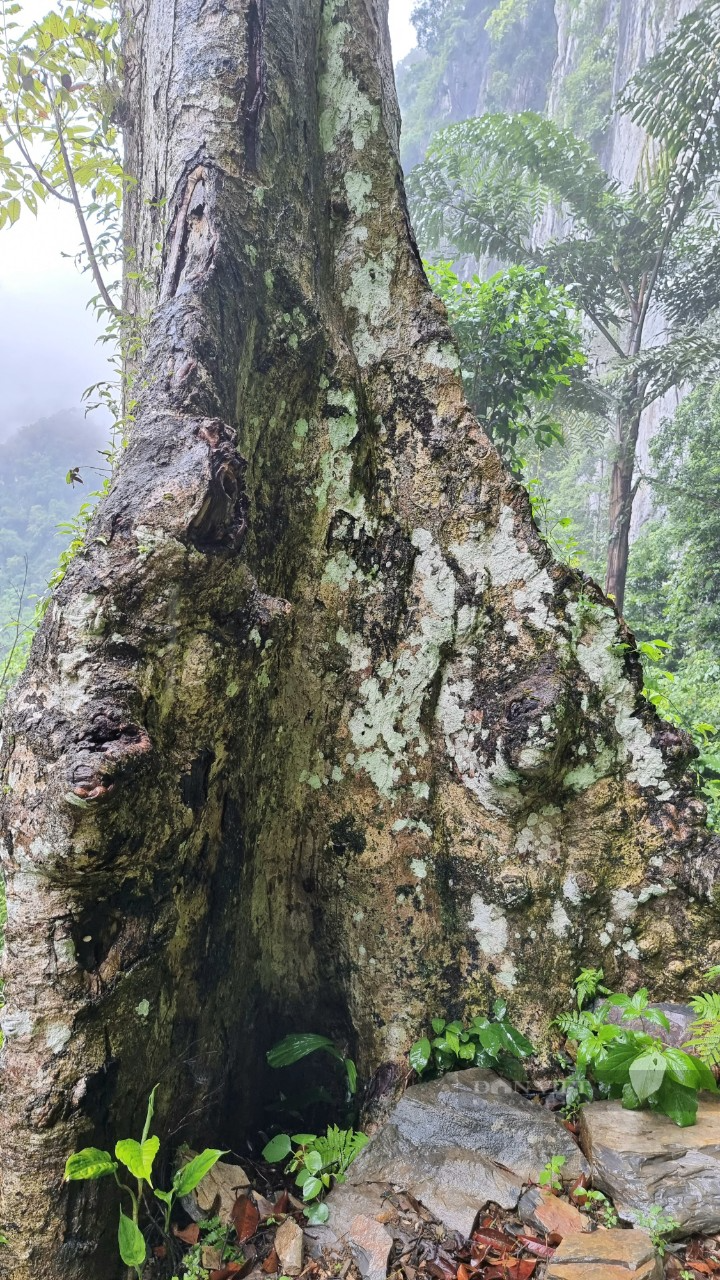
580, 1097, 720, 1237
340, 1069, 587, 1237
346, 1214, 394, 1280
603, 1001, 696, 1049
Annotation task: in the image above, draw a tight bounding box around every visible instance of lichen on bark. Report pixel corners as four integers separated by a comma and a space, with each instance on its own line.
0, 1, 718, 1276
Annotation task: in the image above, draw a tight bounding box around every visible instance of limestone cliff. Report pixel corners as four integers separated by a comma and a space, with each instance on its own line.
397, 0, 701, 525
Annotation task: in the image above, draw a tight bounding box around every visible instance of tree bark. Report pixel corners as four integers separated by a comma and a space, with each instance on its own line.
1, 2, 719, 1276
605, 391, 643, 614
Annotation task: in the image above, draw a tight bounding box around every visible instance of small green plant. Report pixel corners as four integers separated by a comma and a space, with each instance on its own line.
410, 1000, 534, 1083
538, 1154, 566, 1193
64, 1087, 225, 1276
171, 1216, 244, 1279
561, 1065, 594, 1119
557, 978, 719, 1127
575, 1187, 619, 1228
267, 1033, 358, 1094
574, 966, 609, 1010
634, 1205, 680, 1255
262, 1125, 368, 1224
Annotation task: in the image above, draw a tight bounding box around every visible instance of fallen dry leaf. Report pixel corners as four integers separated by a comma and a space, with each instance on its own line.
173, 1222, 201, 1246
262, 1247, 279, 1274
232, 1193, 260, 1243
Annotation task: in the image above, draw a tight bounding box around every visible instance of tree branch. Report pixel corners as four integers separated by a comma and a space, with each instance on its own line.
51, 98, 120, 315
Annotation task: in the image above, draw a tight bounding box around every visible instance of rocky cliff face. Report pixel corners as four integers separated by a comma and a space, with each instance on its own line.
397, 0, 701, 527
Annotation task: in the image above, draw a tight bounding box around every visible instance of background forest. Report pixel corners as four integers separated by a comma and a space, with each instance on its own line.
1, 0, 720, 822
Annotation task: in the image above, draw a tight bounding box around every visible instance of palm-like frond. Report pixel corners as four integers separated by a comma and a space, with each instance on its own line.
620, 323, 720, 408
622, 2, 720, 222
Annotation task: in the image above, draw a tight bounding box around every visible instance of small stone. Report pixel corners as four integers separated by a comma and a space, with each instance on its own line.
581, 1096, 720, 1236
200, 1245, 223, 1269
275, 1215, 304, 1276
517, 1187, 591, 1237
347, 1213, 394, 1280
545, 1228, 662, 1279
181, 1154, 251, 1224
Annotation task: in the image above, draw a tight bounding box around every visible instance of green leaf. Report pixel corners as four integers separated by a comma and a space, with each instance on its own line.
304, 1202, 330, 1225
304, 1150, 323, 1173
267, 1034, 337, 1068
497, 1020, 534, 1058
173, 1148, 226, 1197
621, 1082, 642, 1110
431, 1018, 446, 1034
493, 998, 508, 1020
302, 1175, 323, 1201
593, 1040, 644, 1085
262, 1133, 293, 1163
64, 1148, 117, 1181
476, 1023, 503, 1057
655, 1076, 699, 1127
291, 1133, 317, 1145
663, 1048, 700, 1090
629, 1051, 666, 1102
141, 1085, 158, 1144
409, 1037, 431, 1074
345, 1058, 357, 1094
118, 1212, 146, 1270
115, 1136, 160, 1186
6, 197, 20, 225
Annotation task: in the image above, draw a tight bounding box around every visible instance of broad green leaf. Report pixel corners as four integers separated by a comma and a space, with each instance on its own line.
64, 1148, 117, 1181
296, 1167, 312, 1187
302, 1175, 323, 1201
118, 1212, 146, 1270
409, 1038, 431, 1074
305, 1202, 329, 1225
656, 1076, 698, 1127
689, 1055, 718, 1094
663, 1048, 700, 1090
173, 1148, 226, 1197
497, 1020, 534, 1058
262, 1133, 292, 1163
304, 1150, 323, 1173
267, 1034, 337, 1068
291, 1133, 317, 1145
476, 1023, 503, 1057
431, 1018, 446, 1034
493, 998, 508, 1020
629, 1051, 666, 1102
115, 1136, 160, 1185
445, 1030, 460, 1054
458, 1041, 475, 1060
594, 1040, 644, 1085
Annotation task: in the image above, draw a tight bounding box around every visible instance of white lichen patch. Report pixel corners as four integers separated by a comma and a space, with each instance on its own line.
568, 603, 670, 794
469, 894, 508, 956
316, 388, 365, 518
450, 505, 556, 631
341, 251, 395, 367
611, 888, 638, 921
344, 171, 373, 216
423, 341, 461, 372
347, 529, 457, 797
319, 3, 380, 153
550, 901, 571, 938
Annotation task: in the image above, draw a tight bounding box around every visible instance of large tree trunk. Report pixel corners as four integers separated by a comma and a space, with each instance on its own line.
1, 2, 718, 1276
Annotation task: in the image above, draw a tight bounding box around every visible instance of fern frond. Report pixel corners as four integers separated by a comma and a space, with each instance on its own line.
314, 1125, 368, 1175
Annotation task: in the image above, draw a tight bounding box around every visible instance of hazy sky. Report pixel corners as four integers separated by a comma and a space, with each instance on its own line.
0, 2, 417, 440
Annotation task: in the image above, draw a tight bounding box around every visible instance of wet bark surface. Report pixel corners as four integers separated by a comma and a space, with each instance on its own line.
1, 1, 719, 1275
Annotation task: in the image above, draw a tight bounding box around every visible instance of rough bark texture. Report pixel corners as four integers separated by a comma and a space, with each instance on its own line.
1, 1, 719, 1276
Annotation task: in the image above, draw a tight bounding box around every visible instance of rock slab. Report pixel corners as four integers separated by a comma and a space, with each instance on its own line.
517, 1187, 590, 1237
581, 1097, 720, 1237
344, 1068, 587, 1236
546, 1228, 662, 1280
